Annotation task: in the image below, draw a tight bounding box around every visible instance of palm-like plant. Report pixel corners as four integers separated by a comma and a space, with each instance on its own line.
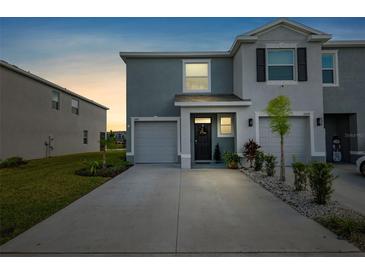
100, 131, 116, 169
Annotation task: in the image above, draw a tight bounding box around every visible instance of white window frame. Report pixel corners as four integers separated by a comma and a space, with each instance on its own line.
52, 90, 60, 110
217, 114, 234, 138
182, 59, 211, 93
71, 98, 79, 115
322, 50, 339, 87
266, 48, 297, 85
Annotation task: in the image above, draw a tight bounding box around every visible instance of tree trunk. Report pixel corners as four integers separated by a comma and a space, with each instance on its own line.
280, 134, 285, 181
102, 147, 107, 169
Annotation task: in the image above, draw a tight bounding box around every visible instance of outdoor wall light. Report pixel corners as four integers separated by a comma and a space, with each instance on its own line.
317, 117, 322, 126
248, 118, 253, 127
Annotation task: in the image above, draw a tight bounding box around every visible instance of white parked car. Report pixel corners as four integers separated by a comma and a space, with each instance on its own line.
356, 156, 365, 176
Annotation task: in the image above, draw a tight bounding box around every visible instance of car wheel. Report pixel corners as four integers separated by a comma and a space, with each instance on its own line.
361, 162, 365, 177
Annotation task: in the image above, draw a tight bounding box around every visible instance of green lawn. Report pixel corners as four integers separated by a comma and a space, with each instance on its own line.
0, 150, 127, 245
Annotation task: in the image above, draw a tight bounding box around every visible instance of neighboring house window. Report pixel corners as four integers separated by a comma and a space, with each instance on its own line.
322, 51, 338, 86
218, 114, 234, 137
183, 60, 211, 93
71, 98, 79, 115
83, 130, 88, 144
52, 90, 60, 110
267, 49, 295, 81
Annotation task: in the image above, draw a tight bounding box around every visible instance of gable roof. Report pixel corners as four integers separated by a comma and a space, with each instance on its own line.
120, 18, 334, 62
243, 18, 329, 36
0, 60, 109, 110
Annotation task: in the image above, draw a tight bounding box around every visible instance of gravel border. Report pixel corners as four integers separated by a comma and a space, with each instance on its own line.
240, 167, 364, 220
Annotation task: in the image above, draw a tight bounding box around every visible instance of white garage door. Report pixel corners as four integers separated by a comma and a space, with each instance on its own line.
259, 117, 310, 165
134, 121, 178, 163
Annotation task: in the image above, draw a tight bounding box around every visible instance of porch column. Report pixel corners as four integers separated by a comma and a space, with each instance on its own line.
180, 108, 191, 168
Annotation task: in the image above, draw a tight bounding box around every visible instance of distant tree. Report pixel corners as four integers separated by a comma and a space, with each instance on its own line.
265, 96, 292, 181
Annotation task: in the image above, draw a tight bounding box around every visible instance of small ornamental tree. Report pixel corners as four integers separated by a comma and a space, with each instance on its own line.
100, 131, 116, 168
243, 139, 261, 168
265, 96, 292, 181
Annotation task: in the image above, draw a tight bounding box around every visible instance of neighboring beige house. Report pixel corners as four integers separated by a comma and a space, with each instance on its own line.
0, 60, 108, 160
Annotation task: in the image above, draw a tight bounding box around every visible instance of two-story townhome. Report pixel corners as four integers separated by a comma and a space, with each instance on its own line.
120, 18, 365, 169
0, 60, 108, 160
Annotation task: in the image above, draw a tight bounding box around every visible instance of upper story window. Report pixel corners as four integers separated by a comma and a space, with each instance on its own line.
322, 51, 338, 86
52, 90, 60, 110
267, 49, 295, 81
71, 98, 79, 115
218, 114, 234, 137
183, 60, 211, 93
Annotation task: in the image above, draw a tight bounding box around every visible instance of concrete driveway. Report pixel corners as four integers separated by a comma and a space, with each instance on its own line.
0, 165, 360, 255
332, 164, 365, 215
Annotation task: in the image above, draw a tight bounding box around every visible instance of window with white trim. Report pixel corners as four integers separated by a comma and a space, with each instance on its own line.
71, 98, 79, 115
267, 49, 295, 81
52, 90, 60, 110
218, 115, 234, 137
322, 51, 338, 86
183, 60, 210, 92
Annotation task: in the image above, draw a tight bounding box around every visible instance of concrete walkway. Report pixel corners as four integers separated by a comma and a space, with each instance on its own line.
0, 165, 360, 255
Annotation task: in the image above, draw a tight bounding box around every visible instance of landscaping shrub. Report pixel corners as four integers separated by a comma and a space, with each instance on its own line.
308, 162, 336, 205
75, 164, 128, 178
264, 154, 276, 177
0, 157, 27, 168
214, 143, 221, 162
89, 161, 101, 175
292, 161, 308, 191
254, 150, 265, 171
242, 139, 261, 168
223, 152, 240, 169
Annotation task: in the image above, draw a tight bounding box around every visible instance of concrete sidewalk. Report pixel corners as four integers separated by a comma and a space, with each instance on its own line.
0, 165, 360, 255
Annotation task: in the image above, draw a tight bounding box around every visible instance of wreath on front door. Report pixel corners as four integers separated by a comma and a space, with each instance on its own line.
199, 125, 207, 136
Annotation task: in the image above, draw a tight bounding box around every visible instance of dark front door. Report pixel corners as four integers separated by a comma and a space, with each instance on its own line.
194, 123, 212, 160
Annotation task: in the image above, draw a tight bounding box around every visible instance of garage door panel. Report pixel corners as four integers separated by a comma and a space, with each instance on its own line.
135, 121, 178, 163
259, 117, 309, 165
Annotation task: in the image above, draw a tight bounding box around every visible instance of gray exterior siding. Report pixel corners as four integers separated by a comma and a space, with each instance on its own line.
0, 66, 107, 160
123, 21, 365, 167
125, 57, 233, 160
233, 26, 327, 160
323, 47, 365, 161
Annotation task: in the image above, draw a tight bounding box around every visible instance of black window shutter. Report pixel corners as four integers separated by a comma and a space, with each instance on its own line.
297, 48, 308, 81
256, 48, 266, 82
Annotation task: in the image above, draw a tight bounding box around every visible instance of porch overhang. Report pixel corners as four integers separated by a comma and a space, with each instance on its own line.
174, 94, 251, 107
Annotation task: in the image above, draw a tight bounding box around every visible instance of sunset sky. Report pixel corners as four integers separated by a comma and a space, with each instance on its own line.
1, 17, 365, 131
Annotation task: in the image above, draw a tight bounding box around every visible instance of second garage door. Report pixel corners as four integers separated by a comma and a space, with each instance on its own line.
259, 117, 310, 165
134, 121, 178, 163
